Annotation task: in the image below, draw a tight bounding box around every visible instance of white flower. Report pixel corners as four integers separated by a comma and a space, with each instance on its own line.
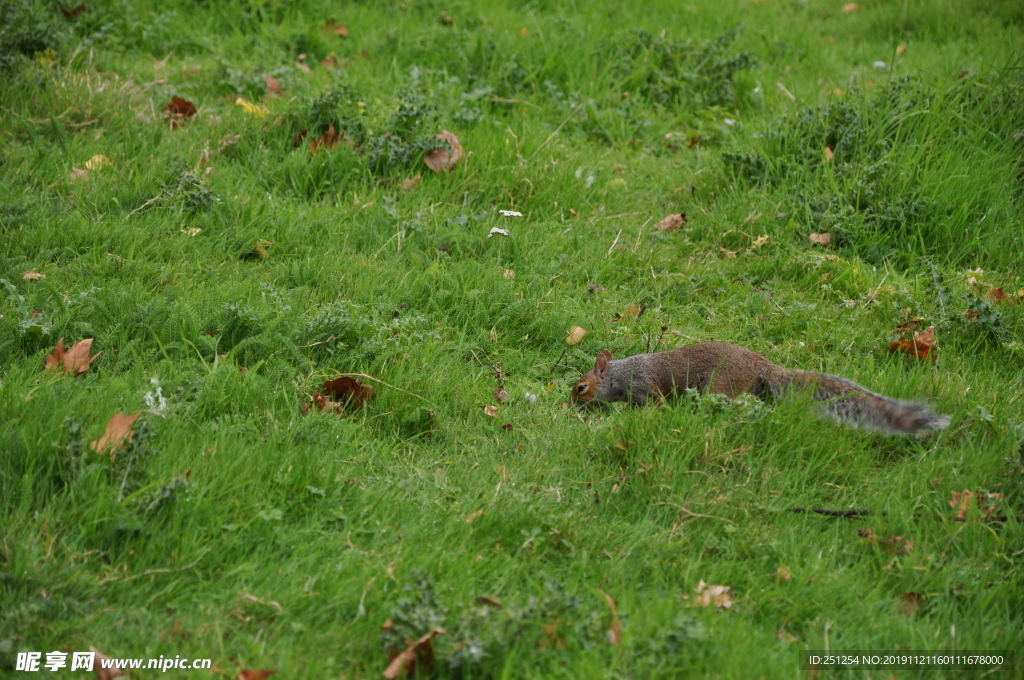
872, 61, 887, 68
524, 392, 537, 404
498, 210, 523, 217
144, 376, 168, 411
488, 227, 510, 237
724, 118, 736, 126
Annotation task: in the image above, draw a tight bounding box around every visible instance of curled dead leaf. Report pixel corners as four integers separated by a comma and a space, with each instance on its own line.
310, 124, 341, 154
163, 96, 197, 121
322, 19, 349, 37
502, 269, 515, 280
383, 628, 444, 680
596, 589, 622, 645
399, 175, 421, 191
687, 579, 733, 609
321, 53, 340, 69
823, 146, 834, 161
90, 412, 141, 456
466, 510, 483, 523
22, 269, 46, 280
70, 167, 90, 182
655, 213, 687, 233
482, 405, 498, 418
423, 129, 463, 173
985, 287, 1013, 305
808, 232, 831, 247
888, 325, 936, 360
265, 74, 282, 95
237, 671, 276, 680
841, 2, 862, 12
45, 337, 101, 376
898, 592, 922, 615
321, 376, 376, 409
566, 326, 588, 345
774, 566, 792, 583
896, 43, 907, 56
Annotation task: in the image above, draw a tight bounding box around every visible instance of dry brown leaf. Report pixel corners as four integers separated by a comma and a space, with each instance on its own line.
322, 19, 349, 37
45, 337, 101, 376
776, 628, 798, 643
482, 405, 498, 418
502, 269, 515, 280
237, 670, 276, 680
809, 232, 831, 247
823, 146, 834, 161
265, 74, 281, 95
841, 2, 862, 12
985, 287, 1014, 305
596, 589, 622, 645
587, 284, 606, 294
774, 566, 793, 583
566, 326, 588, 345
90, 412, 140, 456
719, 247, 738, 259
888, 325, 937, 360
383, 628, 444, 680
898, 592, 922, 615
322, 376, 376, 409
896, 43, 907, 56
688, 580, 733, 609
70, 167, 90, 182
400, 175, 421, 191
519, 27, 529, 38
502, 423, 514, 431
163, 97, 197, 129
616, 304, 641, 321
440, 12, 454, 26
22, 269, 46, 280
609, 439, 633, 454
423, 130, 463, 173
466, 510, 483, 522
90, 647, 123, 680
60, 4, 87, 19
493, 388, 509, 404
321, 53, 340, 69
655, 213, 687, 233
857, 528, 914, 554
476, 595, 502, 608
310, 124, 341, 154
294, 54, 312, 73
893, 316, 924, 334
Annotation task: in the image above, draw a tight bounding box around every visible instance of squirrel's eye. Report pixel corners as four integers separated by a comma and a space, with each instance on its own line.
576, 384, 587, 393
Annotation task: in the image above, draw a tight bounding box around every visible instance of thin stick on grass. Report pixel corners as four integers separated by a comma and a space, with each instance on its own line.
527, 101, 585, 162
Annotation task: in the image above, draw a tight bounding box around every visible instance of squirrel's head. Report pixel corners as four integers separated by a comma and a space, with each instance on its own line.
571, 350, 612, 405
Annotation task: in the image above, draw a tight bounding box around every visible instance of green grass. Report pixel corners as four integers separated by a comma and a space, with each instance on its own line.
2, 0, 1023, 677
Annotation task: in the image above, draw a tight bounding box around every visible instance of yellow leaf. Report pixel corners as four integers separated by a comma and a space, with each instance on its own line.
235, 97, 269, 118
85, 154, 112, 171
566, 326, 588, 345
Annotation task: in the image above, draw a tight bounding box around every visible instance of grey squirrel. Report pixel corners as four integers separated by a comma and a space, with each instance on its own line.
571, 342, 950, 435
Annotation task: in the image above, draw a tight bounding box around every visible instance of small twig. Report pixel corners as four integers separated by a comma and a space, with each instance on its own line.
527, 101, 585, 162
605, 229, 623, 257
121, 558, 202, 581
126, 193, 165, 218
790, 507, 873, 518
654, 502, 737, 526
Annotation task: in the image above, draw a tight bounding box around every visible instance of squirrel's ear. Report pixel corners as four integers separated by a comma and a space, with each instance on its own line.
594, 350, 611, 376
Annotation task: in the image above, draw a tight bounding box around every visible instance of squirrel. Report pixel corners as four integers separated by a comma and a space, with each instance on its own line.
571, 342, 950, 435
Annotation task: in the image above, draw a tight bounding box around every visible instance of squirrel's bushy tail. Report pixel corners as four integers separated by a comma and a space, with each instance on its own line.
773, 370, 950, 435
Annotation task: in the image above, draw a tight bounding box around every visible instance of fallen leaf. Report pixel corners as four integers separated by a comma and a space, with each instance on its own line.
502, 269, 515, 280
687, 580, 733, 609
466, 510, 483, 522
90, 647, 123, 680
70, 167, 90, 182
616, 304, 641, 321
841, 2, 862, 12
719, 247, 739, 258
440, 12, 454, 26
809, 232, 831, 247
22, 269, 46, 280
776, 628, 798, 643
265, 74, 281, 95
493, 388, 508, 403
235, 97, 269, 118
322, 19, 349, 37
950, 489, 976, 520
888, 325, 937, 360
321, 53, 340, 69
423, 129, 463, 172
502, 423, 514, 431
751, 234, 770, 249
823, 146, 834, 161
60, 4, 87, 19
237, 671, 276, 680
898, 592, 922, 615
774, 566, 793, 583
857, 528, 913, 554
162, 97, 197, 126
400, 175, 421, 191
45, 337, 101, 376
476, 595, 502, 608
893, 316, 924, 334
566, 326, 588, 345
90, 412, 141, 456
383, 628, 444, 680
310, 124, 341, 153
655, 213, 687, 233
520, 27, 529, 38
482, 405, 498, 418
985, 287, 1014, 305
596, 589, 622, 645
85, 154, 111, 171
587, 284, 606, 294
322, 376, 376, 409
896, 43, 907, 56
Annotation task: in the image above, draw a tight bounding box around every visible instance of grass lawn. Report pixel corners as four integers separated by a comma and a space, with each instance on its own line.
2, 0, 1023, 677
